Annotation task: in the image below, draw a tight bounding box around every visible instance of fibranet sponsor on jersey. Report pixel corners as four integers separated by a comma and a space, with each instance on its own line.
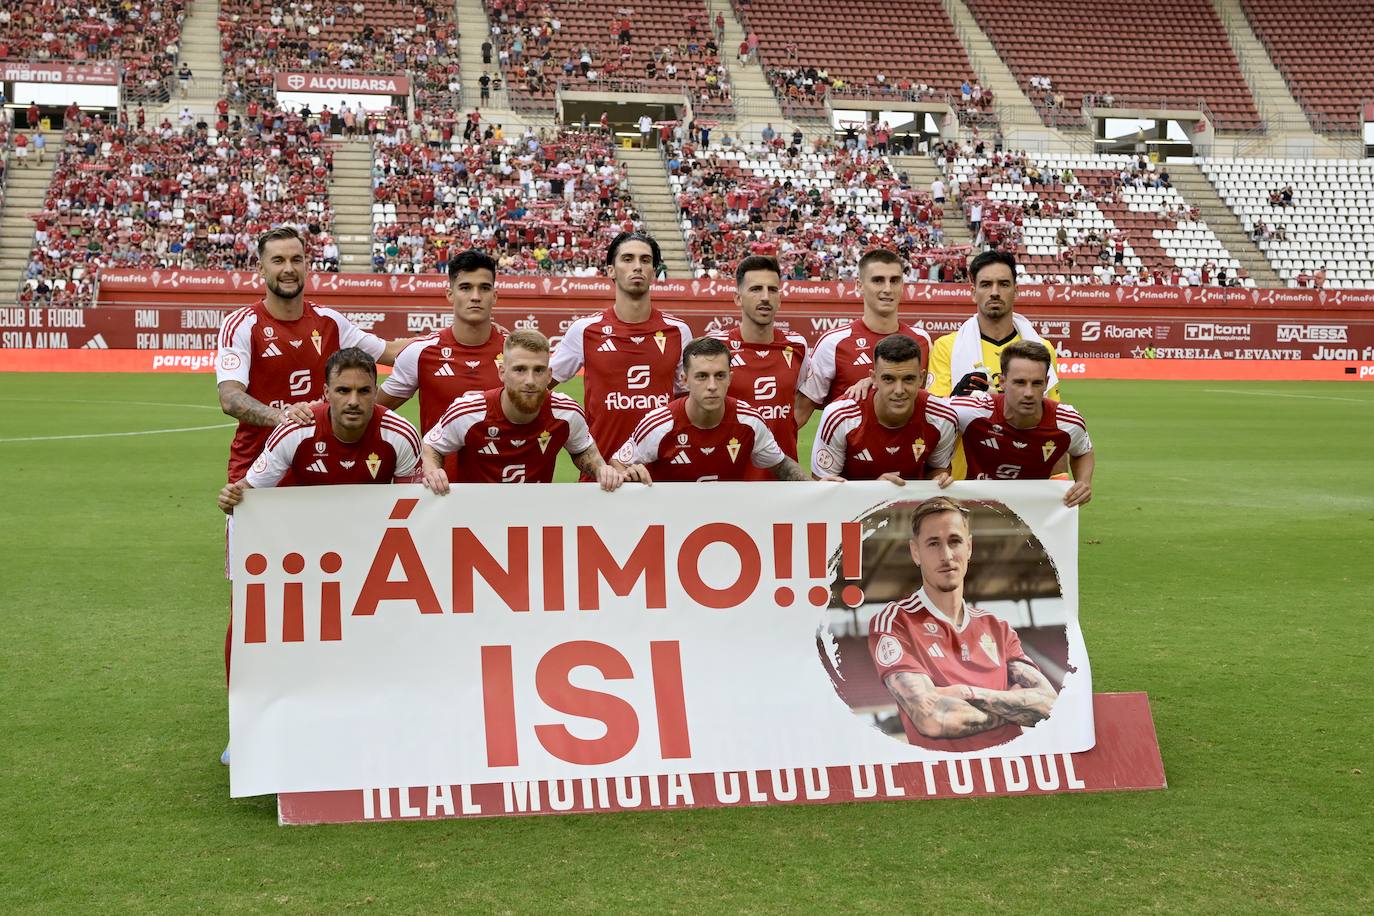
1276, 324, 1348, 344
605, 392, 668, 411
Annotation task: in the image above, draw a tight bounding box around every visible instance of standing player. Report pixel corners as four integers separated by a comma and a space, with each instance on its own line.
949, 340, 1094, 507
811, 335, 957, 484
868, 496, 1059, 752
216, 226, 410, 484
549, 232, 693, 468
796, 248, 934, 426
218, 348, 422, 511
710, 255, 811, 480
613, 337, 809, 482
928, 250, 1060, 399
377, 250, 508, 464
418, 330, 627, 491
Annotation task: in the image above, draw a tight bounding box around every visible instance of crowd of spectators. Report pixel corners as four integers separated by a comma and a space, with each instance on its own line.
368, 128, 641, 275
0, 0, 187, 102
218, 0, 461, 116
667, 138, 969, 281
20, 106, 335, 305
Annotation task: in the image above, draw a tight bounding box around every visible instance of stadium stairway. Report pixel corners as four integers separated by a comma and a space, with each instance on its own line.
705, 0, 796, 142
614, 147, 692, 278
1168, 163, 1283, 285
1208, 0, 1337, 156
178, 0, 226, 102
0, 131, 65, 307
454, 0, 542, 130
939, 0, 1077, 153
889, 154, 973, 248
327, 142, 377, 271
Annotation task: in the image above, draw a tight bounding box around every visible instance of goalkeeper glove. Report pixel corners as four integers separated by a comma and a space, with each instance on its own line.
951, 371, 990, 396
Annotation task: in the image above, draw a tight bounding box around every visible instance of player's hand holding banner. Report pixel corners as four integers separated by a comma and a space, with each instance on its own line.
229, 482, 1163, 822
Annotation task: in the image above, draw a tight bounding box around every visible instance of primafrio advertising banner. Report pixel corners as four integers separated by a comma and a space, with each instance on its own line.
226, 480, 1162, 823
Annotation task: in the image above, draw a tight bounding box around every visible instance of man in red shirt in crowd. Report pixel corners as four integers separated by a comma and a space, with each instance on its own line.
797, 248, 933, 425
868, 496, 1059, 752
811, 335, 956, 484
419, 330, 626, 490
710, 254, 811, 480
613, 336, 809, 482
549, 232, 692, 472
378, 249, 507, 472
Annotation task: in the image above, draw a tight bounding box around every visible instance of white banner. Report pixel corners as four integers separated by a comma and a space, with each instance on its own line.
229, 481, 1092, 797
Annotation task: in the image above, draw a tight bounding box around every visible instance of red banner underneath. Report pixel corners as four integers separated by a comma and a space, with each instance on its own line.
0, 60, 119, 85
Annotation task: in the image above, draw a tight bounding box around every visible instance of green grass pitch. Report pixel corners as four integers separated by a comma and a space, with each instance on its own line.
1, 373, 1371, 912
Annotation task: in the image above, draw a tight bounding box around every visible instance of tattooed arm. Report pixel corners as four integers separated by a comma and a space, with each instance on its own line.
883, 672, 1010, 739
570, 445, 627, 492
768, 456, 810, 481
218, 380, 292, 426
963, 660, 1058, 726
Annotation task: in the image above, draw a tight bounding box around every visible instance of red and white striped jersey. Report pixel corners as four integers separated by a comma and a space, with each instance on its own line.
614, 396, 785, 482
949, 392, 1092, 480
381, 325, 507, 433
811, 390, 957, 480
244, 402, 420, 488
709, 323, 811, 476
216, 299, 385, 482
548, 306, 693, 460
798, 317, 933, 406
869, 587, 1036, 752
422, 387, 593, 483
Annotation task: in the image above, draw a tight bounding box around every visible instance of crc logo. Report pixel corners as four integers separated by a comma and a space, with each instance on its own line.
1081, 320, 1102, 342
285, 74, 306, 90
626, 365, 651, 390
753, 376, 777, 401
501, 464, 526, 483
288, 369, 312, 397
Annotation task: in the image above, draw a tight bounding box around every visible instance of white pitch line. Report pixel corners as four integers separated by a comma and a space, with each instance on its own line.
0, 397, 222, 411
1201, 388, 1372, 404
0, 423, 235, 443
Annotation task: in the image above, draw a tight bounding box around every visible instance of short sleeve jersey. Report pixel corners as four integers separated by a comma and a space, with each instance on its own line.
811, 390, 957, 480
244, 402, 421, 488
548, 306, 693, 459
711, 324, 811, 477
798, 317, 933, 405
216, 300, 385, 481
381, 325, 507, 433
614, 396, 785, 482
869, 588, 1036, 752
422, 387, 593, 483
928, 331, 1061, 400
949, 392, 1091, 480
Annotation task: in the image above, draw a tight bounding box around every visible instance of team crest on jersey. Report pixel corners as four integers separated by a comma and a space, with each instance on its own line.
912, 439, 926, 461
494, 352, 504, 367
537, 430, 552, 453
310, 329, 323, 354
875, 635, 903, 667
441, 346, 453, 359
488, 426, 500, 438
726, 437, 742, 462
251, 455, 268, 474
315, 441, 327, 454
602, 325, 613, 335
366, 452, 382, 478
923, 621, 940, 635
677, 432, 690, 446
855, 338, 866, 348
979, 633, 999, 665
729, 339, 740, 349
263, 325, 276, 339
653, 331, 667, 353
1042, 441, 1057, 461
782, 346, 794, 368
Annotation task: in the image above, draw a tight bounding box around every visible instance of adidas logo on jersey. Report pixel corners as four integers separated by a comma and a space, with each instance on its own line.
306, 459, 328, 473
433, 363, 455, 376
597, 340, 617, 352
671, 452, 692, 465
260, 343, 282, 357
730, 354, 746, 368
853, 448, 873, 461
853, 353, 873, 366
479, 442, 500, 455
981, 437, 1000, 450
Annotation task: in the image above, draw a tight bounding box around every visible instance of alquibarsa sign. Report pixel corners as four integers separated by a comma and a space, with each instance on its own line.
273, 73, 411, 95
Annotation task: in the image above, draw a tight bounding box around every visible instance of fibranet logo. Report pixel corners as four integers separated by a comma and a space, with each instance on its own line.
605, 391, 667, 410
1184, 323, 1251, 341
1276, 324, 1348, 343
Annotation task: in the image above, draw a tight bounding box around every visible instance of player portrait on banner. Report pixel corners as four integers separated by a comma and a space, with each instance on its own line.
821, 495, 1070, 753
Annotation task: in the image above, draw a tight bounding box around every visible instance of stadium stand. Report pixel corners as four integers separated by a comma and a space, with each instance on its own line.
1198, 157, 1374, 288
1238, 0, 1374, 132
218, 0, 462, 115
963, 0, 1262, 130
732, 0, 986, 125
368, 128, 641, 274
20, 112, 335, 305
0, 1, 187, 103
481, 0, 733, 115
939, 146, 1250, 286
667, 140, 971, 281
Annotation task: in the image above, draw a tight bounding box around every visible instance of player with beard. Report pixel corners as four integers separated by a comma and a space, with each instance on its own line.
420, 330, 627, 489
